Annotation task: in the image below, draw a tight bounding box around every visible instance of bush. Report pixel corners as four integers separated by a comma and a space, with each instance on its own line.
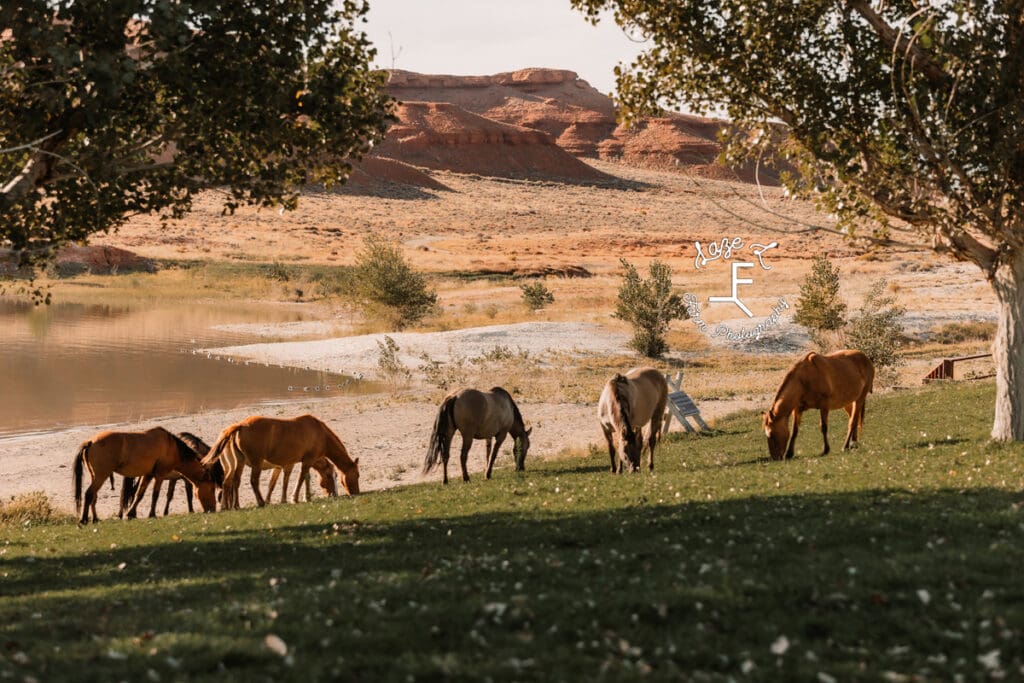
0, 491, 66, 526
376, 335, 411, 384
520, 280, 554, 311
930, 320, 996, 344
352, 236, 437, 328
794, 255, 847, 347
845, 279, 906, 370
615, 258, 688, 358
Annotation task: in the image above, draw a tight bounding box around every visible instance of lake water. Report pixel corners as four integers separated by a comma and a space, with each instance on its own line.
0, 299, 366, 437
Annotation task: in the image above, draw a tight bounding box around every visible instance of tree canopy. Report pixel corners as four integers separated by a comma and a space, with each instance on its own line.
574, 0, 1024, 439
1, 0, 392, 269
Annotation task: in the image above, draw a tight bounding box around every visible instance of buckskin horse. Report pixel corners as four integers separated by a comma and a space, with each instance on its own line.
202, 414, 359, 509
763, 350, 874, 460
72, 427, 219, 523
423, 387, 532, 484
598, 367, 669, 473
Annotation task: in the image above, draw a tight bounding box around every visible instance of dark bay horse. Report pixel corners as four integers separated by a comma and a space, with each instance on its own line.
202, 414, 359, 509
598, 367, 669, 473
763, 350, 874, 460
72, 427, 220, 523
423, 387, 532, 484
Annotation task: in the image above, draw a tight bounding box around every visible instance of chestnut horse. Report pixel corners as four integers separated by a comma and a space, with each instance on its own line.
202, 414, 359, 509
265, 457, 338, 503
423, 387, 531, 484
72, 427, 219, 523
763, 350, 874, 460
598, 367, 669, 473
119, 432, 213, 518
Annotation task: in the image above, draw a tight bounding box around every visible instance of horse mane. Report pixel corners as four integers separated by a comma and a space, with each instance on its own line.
177, 432, 210, 457
317, 417, 355, 468
608, 373, 634, 434
490, 386, 524, 427
770, 353, 815, 412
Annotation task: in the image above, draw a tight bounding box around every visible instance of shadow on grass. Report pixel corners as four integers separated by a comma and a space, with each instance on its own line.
3, 488, 1023, 682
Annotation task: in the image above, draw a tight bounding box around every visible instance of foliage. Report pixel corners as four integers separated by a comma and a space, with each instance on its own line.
520, 280, 555, 311
571, 0, 1024, 438
615, 258, 688, 357
418, 352, 467, 392
930, 320, 997, 345
2, 383, 1023, 680
351, 235, 437, 328
1, 1, 393, 275
0, 491, 65, 526
845, 279, 906, 371
794, 255, 847, 337
375, 335, 410, 384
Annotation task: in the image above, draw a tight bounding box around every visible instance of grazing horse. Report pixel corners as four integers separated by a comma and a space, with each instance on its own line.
119, 431, 211, 518
72, 427, 219, 524
423, 387, 532, 484
265, 457, 338, 503
763, 350, 874, 460
598, 368, 669, 473
202, 414, 359, 509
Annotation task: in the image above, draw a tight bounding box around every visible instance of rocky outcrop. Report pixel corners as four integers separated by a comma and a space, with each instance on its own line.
373, 101, 610, 181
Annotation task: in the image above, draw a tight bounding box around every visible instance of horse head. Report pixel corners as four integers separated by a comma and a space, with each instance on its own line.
195, 480, 218, 512
513, 427, 533, 471
762, 410, 789, 461
338, 457, 360, 495
312, 458, 338, 496
622, 427, 643, 472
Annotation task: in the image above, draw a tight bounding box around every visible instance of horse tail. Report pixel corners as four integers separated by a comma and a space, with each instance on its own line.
72, 441, 90, 514
120, 477, 137, 516
202, 425, 241, 467
423, 395, 456, 474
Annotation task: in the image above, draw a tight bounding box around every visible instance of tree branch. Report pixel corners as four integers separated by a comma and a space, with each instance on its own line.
845, 0, 950, 85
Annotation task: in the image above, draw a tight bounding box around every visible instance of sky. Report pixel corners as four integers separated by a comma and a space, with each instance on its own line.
361, 0, 646, 96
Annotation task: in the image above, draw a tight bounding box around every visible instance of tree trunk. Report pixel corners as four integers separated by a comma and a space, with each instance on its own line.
991, 249, 1024, 440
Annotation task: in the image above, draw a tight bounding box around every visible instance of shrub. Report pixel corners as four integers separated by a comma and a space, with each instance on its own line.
615, 258, 688, 358
930, 320, 996, 345
794, 255, 847, 347
520, 280, 554, 311
0, 491, 66, 526
351, 236, 437, 328
845, 279, 906, 370
376, 335, 411, 384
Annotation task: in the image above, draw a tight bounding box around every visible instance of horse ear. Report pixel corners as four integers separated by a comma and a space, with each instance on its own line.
354, 457, 360, 465
526, 427, 533, 436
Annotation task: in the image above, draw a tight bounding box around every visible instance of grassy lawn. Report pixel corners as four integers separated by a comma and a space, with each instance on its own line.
2, 381, 1023, 681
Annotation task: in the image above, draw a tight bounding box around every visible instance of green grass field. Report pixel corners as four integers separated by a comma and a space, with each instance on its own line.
2, 381, 1022, 682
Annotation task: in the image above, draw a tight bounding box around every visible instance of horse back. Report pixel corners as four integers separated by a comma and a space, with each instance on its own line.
451, 388, 511, 438
85, 427, 174, 477
807, 350, 874, 407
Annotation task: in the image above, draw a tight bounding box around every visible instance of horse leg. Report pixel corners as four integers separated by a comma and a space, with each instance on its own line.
81, 478, 102, 525
459, 433, 472, 483
843, 402, 858, 450
819, 409, 830, 456
266, 467, 280, 503
163, 479, 176, 516
148, 479, 162, 518
250, 463, 265, 507
184, 480, 194, 513
293, 463, 310, 503
486, 433, 507, 480
127, 474, 156, 519
602, 427, 618, 474
785, 411, 802, 460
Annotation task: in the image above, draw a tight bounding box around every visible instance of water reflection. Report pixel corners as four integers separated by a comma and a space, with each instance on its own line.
0, 300, 367, 436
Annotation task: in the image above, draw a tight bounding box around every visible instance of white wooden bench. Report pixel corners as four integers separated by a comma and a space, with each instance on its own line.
662, 371, 710, 434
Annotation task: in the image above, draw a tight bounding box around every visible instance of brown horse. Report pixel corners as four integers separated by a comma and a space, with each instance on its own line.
72, 427, 220, 523
598, 368, 669, 473
763, 350, 874, 460
119, 432, 212, 518
202, 414, 359, 509
423, 387, 531, 484
265, 457, 338, 503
